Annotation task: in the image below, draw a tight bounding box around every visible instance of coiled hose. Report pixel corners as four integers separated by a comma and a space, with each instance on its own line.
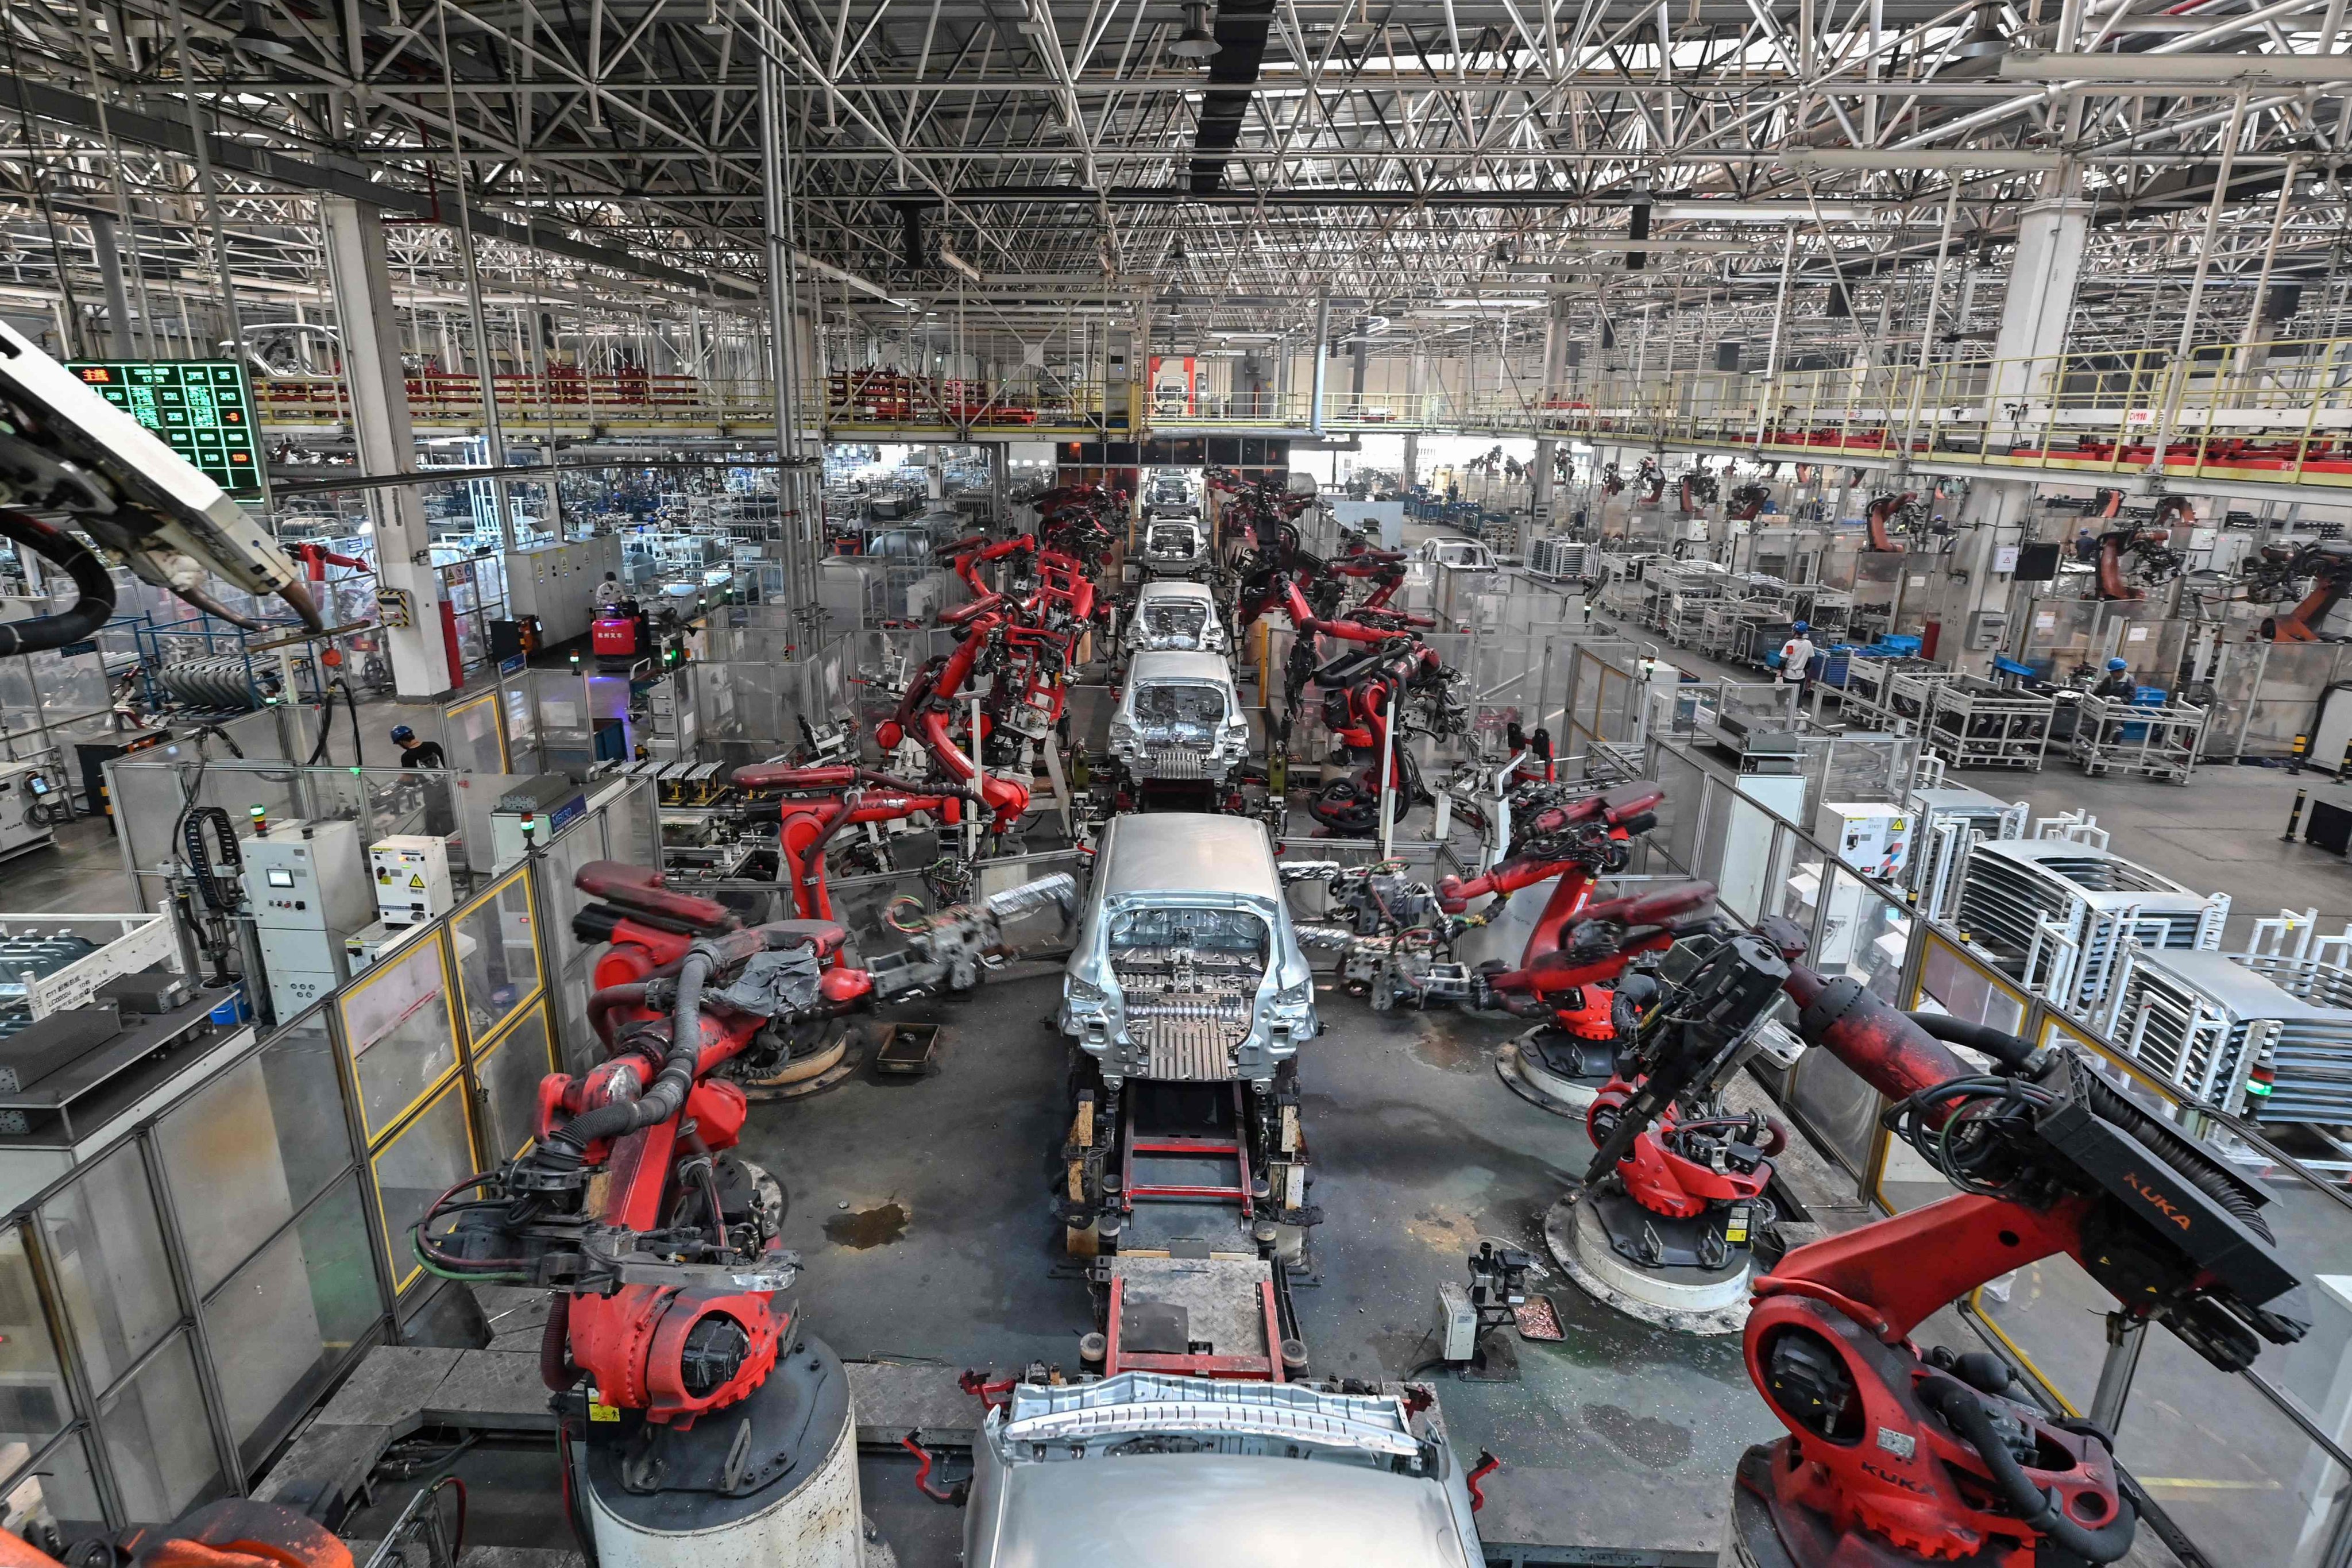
0, 510, 115, 656
1914, 1376, 2137, 1563
1903, 1010, 2273, 1242
534, 951, 713, 1169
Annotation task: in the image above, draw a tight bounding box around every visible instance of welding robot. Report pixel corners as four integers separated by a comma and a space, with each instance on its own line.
425, 863, 895, 1566
1562, 913, 2311, 1565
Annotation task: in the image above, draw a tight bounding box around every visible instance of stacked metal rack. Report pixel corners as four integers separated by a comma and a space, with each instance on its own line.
2095, 948, 2304, 1115
1525, 537, 1594, 580
1925, 676, 2056, 771
1904, 779, 2030, 923
1840, 658, 1952, 730
2068, 695, 2206, 783
1954, 835, 2228, 1015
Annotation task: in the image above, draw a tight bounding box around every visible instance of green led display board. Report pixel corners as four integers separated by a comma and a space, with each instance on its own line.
66, 360, 264, 497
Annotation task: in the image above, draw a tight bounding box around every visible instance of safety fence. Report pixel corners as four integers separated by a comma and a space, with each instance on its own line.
0, 764, 655, 1544
1630, 727, 2352, 1568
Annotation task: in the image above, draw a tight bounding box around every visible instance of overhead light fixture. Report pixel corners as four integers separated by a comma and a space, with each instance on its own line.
940, 244, 984, 285
698, 0, 730, 33
2000, 48, 2352, 83
234, 0, 295, 57
1774, 150, 2059, 173
1169, 234, 1188, 266
1170, 2, 1221, 59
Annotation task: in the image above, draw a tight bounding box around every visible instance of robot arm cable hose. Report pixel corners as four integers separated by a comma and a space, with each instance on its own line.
586, 983, 653, 1052
0, 509, 114, 655
540, 1292, 581, 1392
1914, 1377, 2138, 1563
544, 952, 714, 1159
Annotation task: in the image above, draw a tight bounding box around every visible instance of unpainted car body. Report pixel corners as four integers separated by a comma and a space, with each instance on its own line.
1142, 515, 1210, 578
1109, 650, 1251, 785
1059, 812, 1317, 1086
1127, 578, 1229, 655
963, 1373, 1483, 1568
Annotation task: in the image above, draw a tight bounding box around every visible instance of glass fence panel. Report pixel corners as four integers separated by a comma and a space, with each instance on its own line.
2120, 1328, 2349, 1568
1811, 864, 1912, 1002
1713, 792, 1781, 925
339, 934, 460, 1141
96, 1334, 220, 1523
16, 1432, 103, 1539
453, 871, 541, 1044
476, 1007, 555, 1162
0, 1226, 71, 1455
443, 693, 505, 776
203, 1177, 375, 1473
369, 1082, 474, 1295
37, 1147, 178, 1391
156, 1038, 345, 1298
1784, 1049, 1879, 1180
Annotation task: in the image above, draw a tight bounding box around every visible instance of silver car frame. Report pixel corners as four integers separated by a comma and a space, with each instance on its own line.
1141, 514, 1209, 578
1127, 578, 1230, 655
1108, 650, 1252, 785
963, 1373, 1484, 1568
1058, 812, 1318, 1087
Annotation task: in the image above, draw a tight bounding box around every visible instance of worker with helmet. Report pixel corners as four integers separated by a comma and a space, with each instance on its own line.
2092, 657, 2136, 701
1776, 620, 1817, 702
391, 724, 447, 769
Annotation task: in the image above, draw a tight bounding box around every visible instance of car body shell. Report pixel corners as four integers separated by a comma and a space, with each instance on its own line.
964, 1374, 1483, 1568
1058, 812, 1317, 1086
1109, 650, 1251, 785
1127, 579, 1229, 655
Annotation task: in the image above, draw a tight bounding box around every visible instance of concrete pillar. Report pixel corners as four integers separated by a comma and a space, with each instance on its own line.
1402, 354, 1423, 484
90, 214, 134, 359
1308, 294, 1331, 435
1532, 298, 1572, 530
1943, 196, 2092, 669
324, 196, 454, 698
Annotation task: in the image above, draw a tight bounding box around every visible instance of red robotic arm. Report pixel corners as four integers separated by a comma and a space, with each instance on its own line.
1864, 491, 1917, 553
1733, 961, 2310, 1568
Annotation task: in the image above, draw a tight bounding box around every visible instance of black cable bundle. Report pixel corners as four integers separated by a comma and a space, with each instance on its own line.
181, 805, 242, 912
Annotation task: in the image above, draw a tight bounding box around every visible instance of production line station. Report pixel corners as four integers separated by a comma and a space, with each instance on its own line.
3, 9, 2352, 1568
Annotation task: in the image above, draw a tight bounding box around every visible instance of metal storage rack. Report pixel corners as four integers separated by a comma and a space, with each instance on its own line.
1925, 676, 2055, 770
2096, 947, 2311, 1115
2068, 696, 2206, 783
1525, 537, 1593, 580
1903, 781, 2030, 922
2231, 948, 2352, 1125
1840, 658, 1947, 729
1954, 836, 2227, 1014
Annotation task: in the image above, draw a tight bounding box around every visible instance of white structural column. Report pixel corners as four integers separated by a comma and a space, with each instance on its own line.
1532, 298, 1572, 530
1943, 194, 2091, 670
323, 196, 454, 697
1401, 355, 1423, 484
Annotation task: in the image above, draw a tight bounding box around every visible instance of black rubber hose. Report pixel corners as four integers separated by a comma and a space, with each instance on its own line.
1915, 1377, 2137, 1564
585, 982, 652, 1053
1903, 1011, 2038, 1069
539, 952, 712, 1159
1905, 1011, 2272, 1241
540, 1292, 580, 1392
0, 510, 115, 655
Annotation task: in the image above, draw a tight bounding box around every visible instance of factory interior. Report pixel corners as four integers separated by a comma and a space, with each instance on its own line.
4, 5, 2352, 1567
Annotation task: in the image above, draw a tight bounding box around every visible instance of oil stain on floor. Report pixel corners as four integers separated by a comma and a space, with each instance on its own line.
825, 1200, 910, 1249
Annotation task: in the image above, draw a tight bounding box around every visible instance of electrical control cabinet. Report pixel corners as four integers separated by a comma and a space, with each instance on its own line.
240, 819, 372, 1020
1814, 802, 1914, 880
0, 762, 57, 862
370, 835, 453, 928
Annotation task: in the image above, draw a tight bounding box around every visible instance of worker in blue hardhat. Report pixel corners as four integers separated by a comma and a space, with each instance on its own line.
1776, 620, 1818, 699
392, 724, 447, 770
2092, 657, 2135, 701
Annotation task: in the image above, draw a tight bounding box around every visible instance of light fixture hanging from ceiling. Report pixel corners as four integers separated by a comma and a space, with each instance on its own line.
1170, 2, 1221, 59
234, 0, 295, 57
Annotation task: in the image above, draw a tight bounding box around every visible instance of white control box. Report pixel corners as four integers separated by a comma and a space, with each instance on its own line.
370, 835, 453, 928
1815, 802, 1914, 880
240, 819, 373, 1019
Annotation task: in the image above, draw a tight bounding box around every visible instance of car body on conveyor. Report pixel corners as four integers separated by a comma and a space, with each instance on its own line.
1109, 650, 1252, 786
1127, 577, 1229, 655
963, 1373, 1484, 1568
1059, 811, 1317, 1087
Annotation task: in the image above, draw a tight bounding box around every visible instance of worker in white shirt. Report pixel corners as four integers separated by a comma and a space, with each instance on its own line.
1776, 620, 1817, 702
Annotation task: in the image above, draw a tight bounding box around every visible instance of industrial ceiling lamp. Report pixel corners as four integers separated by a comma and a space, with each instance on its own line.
1170, 234, 1189, 267
698, 0, 731, 34
233, 0, 295, 57
1170, 2, 1221, 60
